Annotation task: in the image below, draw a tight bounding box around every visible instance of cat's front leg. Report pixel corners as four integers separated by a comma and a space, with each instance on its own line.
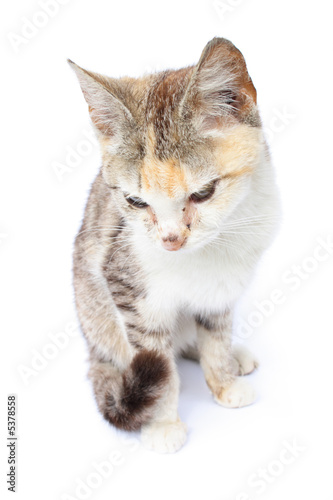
140, 347, 187, 454
196, 310, 256, 408
137, 332, 187, 453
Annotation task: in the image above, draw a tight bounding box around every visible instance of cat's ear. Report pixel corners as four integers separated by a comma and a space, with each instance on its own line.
180, 38, 258, 136
68, 60, 133, 139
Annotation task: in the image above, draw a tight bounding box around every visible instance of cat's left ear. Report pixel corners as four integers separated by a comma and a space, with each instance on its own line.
68, 60, 134, 139
180, 37, 258, 136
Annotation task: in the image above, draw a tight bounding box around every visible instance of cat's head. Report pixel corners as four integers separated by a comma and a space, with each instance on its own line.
69, 37, 264, 252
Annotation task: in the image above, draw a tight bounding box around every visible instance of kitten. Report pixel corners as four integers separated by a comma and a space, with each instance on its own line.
69, 37, 280, 453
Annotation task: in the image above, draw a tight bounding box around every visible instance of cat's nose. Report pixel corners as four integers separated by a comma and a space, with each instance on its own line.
161, 233, 185, 251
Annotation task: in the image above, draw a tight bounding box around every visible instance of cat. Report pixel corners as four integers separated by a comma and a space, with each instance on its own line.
69, 37, 280, 453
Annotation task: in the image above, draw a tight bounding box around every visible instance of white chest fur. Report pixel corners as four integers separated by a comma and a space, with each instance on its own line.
135, 235, 257, 318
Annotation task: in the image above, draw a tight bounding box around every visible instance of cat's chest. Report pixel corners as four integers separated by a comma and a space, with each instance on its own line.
137, 243, 251, 314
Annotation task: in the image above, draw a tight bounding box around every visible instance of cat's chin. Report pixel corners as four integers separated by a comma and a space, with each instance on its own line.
161, 240, 186, 252
159, 243, 187, 253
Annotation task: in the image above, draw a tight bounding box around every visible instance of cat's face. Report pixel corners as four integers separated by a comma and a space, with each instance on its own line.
69, 37, 262, 252
107, 124, 262, 252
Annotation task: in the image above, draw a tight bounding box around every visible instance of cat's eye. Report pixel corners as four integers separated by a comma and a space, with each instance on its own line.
125, 195, 149, 209
190, 179, 219, 203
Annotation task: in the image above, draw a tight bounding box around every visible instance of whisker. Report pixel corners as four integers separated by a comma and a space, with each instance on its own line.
219, 229, 272, 236
76, 226, 133, 237
106, 242, 135, 264
204, 236, 244, 253
222, 214, 280, 228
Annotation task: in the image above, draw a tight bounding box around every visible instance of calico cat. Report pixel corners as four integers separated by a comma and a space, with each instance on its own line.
69, 37, 280, 453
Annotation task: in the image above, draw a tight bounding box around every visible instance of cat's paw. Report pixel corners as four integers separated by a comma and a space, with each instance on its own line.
141, 418, 187, 453
231, 345, 259, 376
214, 377, 256, 408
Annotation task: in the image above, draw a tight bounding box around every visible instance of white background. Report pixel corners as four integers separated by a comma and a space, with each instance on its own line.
1, 0, 333, 499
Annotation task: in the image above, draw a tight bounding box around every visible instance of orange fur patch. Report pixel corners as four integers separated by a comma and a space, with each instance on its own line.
141, 157, 187, 197
213, 125, 261, 178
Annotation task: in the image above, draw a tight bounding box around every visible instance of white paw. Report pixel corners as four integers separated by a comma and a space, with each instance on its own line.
232, 345, 259, 376
141, 418, 187, 453
215, 377, 256, 408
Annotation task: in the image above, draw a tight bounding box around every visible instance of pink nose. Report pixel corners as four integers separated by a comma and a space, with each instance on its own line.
161, 234, 185, 251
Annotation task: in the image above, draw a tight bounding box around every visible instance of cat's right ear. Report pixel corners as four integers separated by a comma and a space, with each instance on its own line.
179, 38, 258, 136
68, 60, 133, 139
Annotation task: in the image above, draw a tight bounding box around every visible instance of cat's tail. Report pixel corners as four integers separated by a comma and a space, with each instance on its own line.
88, 349, 170, 431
